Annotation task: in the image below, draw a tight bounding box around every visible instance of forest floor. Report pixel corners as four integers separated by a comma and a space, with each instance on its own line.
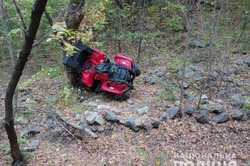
0, 49, 250, 166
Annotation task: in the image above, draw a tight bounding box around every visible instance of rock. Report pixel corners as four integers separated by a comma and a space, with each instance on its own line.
136, 116, 153, 131
142, 123, 153, 131
212, 112, 229, 123
137, 106, 150, 115
21, 127, 41, 138
86, 112, 98, 125
149, 69, 165, 78
117, 117, 127, 125
79, 96, 85, 102
208, 102, 224, 114
23, 140, 40, 152
104, 111, 119, 122
151, 120, 161, 128
125, 117, 139, 132
155, 70, 165, 78
201, 95, 209, 104
144, 76, 156, 85
183, 81, 190, 89
189, 39, 207, 48
215, 99, 224, 104
177, 66, 195, 78
95, 115, 105, 125
231, 94, 246, 108
159, 112, 168, 121
183, 104, 195, 116
243, 58, 250, 67
160, 106, 180, 121
241, 109, 250, 120
195, 109, 209, 124
174, 100, 180, 106
231, 110, 244, 121
125, 116, 152, 132
79, 119, 89, 129
200, 104, 209, 110
97, 126, 105, 132
127, 99, 134, 105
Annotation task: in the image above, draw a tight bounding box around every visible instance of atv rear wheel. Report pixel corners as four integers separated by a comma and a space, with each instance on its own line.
111, 91, 130, 101
112, 95, 129, 101
64, 66, 81, 87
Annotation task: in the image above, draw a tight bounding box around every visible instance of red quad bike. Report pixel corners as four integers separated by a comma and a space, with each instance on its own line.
63, 40, 140, 100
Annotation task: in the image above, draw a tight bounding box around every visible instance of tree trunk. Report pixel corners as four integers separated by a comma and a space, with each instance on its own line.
114, 0, 124, 9
4, 0, 48, 164
65, 0, 85, 30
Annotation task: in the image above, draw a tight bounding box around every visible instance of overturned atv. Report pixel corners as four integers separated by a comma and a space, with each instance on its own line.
63, 41, 140, 100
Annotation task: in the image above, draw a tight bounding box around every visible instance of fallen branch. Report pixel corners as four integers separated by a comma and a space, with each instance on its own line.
46, 108, 98, 139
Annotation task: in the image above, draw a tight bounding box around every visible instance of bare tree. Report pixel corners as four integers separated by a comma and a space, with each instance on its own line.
4, 0, 48, 164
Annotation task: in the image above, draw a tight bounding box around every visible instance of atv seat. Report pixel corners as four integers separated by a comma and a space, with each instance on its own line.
95, 63, 111, 73
109, 65, 132, 83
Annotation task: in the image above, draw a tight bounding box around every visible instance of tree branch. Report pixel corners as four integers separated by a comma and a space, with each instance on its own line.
32, 10, 53, 48
32, 30, 52, 47
45, 10, 53, 26
13, 0, 27, 32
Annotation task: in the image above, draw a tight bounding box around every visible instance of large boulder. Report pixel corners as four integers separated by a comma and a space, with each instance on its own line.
231, 110, 244, 121
212, 112, 229, 123
85, 112, 98, 125
85, 112, 105, 125
95, 115, 105, 126
104, 111, 119, 123
208, 102, 224, 114
160, 106, 180, 121
125, 117, 140, 132
125, 116, 153, 132
195, 109, 209, 124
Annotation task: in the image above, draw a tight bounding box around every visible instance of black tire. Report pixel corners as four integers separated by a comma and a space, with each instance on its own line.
111, 91, 130, 101
64, 66, 81, 88
133, 64, 141, 76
